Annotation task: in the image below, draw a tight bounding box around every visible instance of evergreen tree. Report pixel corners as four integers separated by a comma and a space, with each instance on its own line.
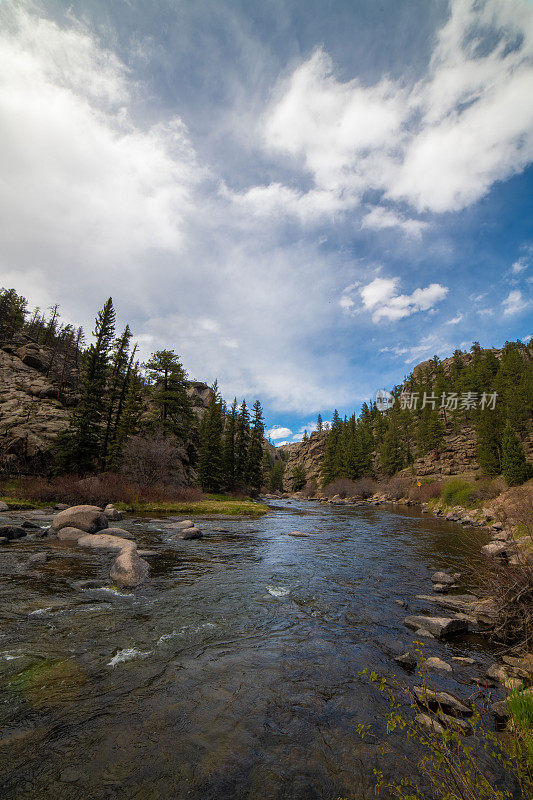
502, 420, 529, 486
291, 464, 306, 491
0, 288, 27, 341
302, 429, 308, 442
223, 397, 238, 491
380, 411, 405, 475
316, 414, 323, 432
106, 353, 142, 469
321, 409, 341, 486
234, 400, 250, 488
56, 298, 115, 472
143, 350, 193, 441
247, 400, 265, 493
101, 325, 132, 466
269, 460, 284, 492
197, 381, 224, 492
475, 409, 503, 476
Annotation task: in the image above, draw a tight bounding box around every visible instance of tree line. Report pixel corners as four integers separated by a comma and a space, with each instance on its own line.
1, 288, 269, 492
321, 341, 533, 487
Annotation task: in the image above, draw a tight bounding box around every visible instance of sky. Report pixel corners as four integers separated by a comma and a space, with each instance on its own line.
1, 0, 532, 445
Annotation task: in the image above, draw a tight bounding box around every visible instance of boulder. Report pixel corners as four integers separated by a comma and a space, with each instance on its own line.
54, 503, 69, 511
404, 615, 468, 638
481, 541, 510, 557
413, 687, 471, 717
77, 534, 136, 552
104, 527, 136, 541
0, 501, 8, 512
415, 713, 445, 734
178, 526, 202, 540
51, 505, 108, 534
21, 520, 40, 529
425, 657, 452, 672
394, 652, 417, 670
431, 571, 456, 585
110, 549, 149, 587
57, 527, 86, 541
0, 524, 27, 540
491, 700, 509, 728
173, 520, 194, 529
104, 504, 122, 521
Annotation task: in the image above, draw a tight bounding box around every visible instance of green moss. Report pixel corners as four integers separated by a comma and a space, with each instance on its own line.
7, 659, 87, 708
0, 496, 47, 509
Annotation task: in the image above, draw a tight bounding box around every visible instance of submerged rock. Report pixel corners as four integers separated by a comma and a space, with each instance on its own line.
425, 656, 452, 672
431, 571, 456, 585
0, 524, 27, 540
77, 533, 136, 552
179, 526, 202, 540
404, 615, 468, 638
51, 505, 108, 534
110, 548, 149, 587
28, 552, 48, 565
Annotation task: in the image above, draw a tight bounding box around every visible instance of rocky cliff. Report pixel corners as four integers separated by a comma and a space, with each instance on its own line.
0, 336, 213, 473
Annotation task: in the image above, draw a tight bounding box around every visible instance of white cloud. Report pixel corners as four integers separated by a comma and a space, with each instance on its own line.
275, 441, 291, 447
446, 314, 463, 324
266, 426, 293, 440
356, 277, 448, 322
381, 334, 451, 364
512, 257, 529, 274
233, 0, 533, 223
361, 207, 427, 238
503, 289, 527, 315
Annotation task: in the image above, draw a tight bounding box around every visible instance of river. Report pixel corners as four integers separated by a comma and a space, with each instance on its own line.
0, 499, 503, 799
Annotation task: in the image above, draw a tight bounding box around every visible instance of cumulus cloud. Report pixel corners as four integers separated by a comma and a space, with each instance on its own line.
266, 426, 293, 440
233, 0, 533, 223
503, 289, 527, 315
349, 277, 448, 322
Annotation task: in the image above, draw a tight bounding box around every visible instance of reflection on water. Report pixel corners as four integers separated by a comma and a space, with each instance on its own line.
0, 500, 499, 798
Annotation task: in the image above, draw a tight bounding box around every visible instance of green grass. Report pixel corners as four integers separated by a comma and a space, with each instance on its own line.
113, 498, 268, 517
0, 495, 49, 510
1, 494, 268, 517
508, 688, 533, 771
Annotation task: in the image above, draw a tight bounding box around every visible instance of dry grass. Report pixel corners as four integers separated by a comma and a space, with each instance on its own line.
408, 480, 443, 503
323, 477, 377, 499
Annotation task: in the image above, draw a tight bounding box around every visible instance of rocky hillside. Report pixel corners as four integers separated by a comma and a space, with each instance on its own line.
280, 343, 533, 489
0, 335, 212, 473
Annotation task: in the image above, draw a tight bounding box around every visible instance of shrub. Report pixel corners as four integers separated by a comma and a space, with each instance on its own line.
441, 478, 475, 507
323, 477, 377, 499
358, 661, 533, 800
121, 433, 185, 487
381, 473, 412, 500
301, 478, 318, 498
11, 474, 203, 507
408, 480, 442, 503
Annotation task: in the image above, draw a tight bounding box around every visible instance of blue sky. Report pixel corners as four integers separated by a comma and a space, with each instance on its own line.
1, 0, 532, 444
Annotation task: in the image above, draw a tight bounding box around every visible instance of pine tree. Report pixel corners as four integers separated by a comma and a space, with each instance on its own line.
269, 460, 284, 491
380, 411, 405, 475
321, 409, 341, 486
291, 464, 306, 491
223, 397, 238, 490
475, 409, 503, 476
106, 351, 141, 469
56, 298, 115, 473
143, 350, 193, 441
197, 381, 224, 492
316, 414, 323, 432
302, 429, 308, 442
502, 419, 529, 486
247, 400, 264, 494
234, 400, 250, 488
101, 325, 132, 466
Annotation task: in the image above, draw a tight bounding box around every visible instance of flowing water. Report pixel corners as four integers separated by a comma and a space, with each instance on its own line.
0, 500, 503, 799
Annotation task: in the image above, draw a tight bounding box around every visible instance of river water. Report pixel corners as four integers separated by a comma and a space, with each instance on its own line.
0, 500, 503, 799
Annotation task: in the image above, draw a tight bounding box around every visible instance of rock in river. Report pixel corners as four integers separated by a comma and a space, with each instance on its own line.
77, 533, 136, 552
110, 548, 149, 587
0, 524, 27, 540
104, 504, 122, 521
57, 527, 86, 541
51, 505, 108, 534
404, 615, 468, 638
104, 527, 136, 541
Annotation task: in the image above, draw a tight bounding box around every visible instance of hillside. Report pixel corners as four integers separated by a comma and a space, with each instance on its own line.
280, 342, 533, 490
